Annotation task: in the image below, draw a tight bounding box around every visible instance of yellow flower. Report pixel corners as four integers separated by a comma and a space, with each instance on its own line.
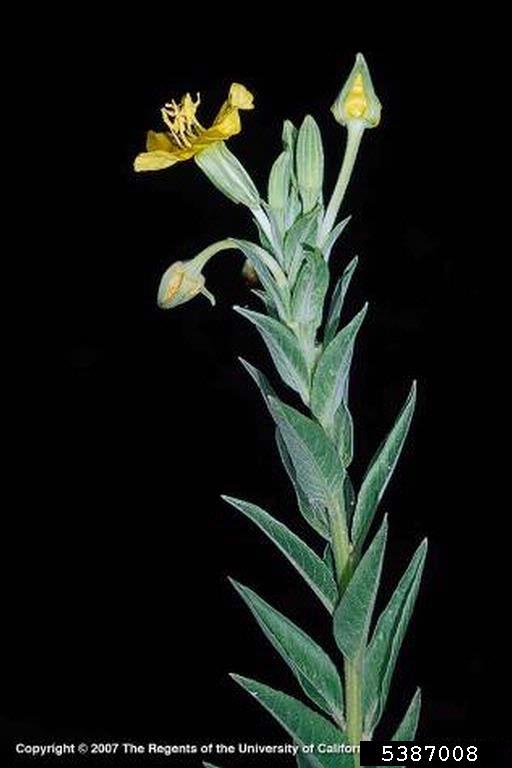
134, 83, 254, 172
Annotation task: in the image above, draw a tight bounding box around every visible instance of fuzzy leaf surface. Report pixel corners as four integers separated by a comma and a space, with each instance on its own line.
320, 216, 351, 262
324, 255, 359, 345
276, 428, 330, 539
231, 675, 351, 768
284, 206, 322, 276
235, 307, 310, 401
291, 247, 329, 331
269, 397, 345, 520
392, 689, 422, 740
311, 305, 367, 436
351, 383, 417, 548
231, 581, 344, 720
268, 150, 292, 234
232, 239, 289, 320
363, 540, 427, 733
295, 116, 324, 214
222, 496, 338, 613
333, 518, 388, 660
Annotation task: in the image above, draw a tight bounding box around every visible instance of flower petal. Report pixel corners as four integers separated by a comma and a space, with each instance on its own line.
228, 83, 254, 110
146, 130, 174, 152
134, 150, 180, 172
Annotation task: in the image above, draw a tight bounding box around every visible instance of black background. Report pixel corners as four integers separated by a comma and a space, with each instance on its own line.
1, 9, 507, 767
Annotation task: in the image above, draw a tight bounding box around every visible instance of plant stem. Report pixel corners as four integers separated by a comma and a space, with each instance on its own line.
329, 505, 362, 768
345, 651, 363, 768
318, 122, 365, 246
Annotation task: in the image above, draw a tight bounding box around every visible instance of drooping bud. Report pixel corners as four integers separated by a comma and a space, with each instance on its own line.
157, 259, 213, 310
157, 240, 235, 310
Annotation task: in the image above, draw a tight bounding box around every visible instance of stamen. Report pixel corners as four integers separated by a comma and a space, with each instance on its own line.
161, 91, 204, 147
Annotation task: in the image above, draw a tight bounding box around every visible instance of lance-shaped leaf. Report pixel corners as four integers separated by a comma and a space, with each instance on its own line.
222, 496, 338, 613
276, 428, 330, 540
332, 400, 354, 469
230, 580, 344, 721
195, 141, 260, 208
204, 764, 223, 768
283, 119, 298, 159
291, 247, 329, 330
239, 357, 277, 407
231, 676, 351, 768
392, 688, 422, 740
333, 518, 388, 660
241, 356, 333, 534
268, 150, 292, 234
284, 206, 322, 275
320, 216, 351, 262
324, 256, 359, 345
268, 396, 346, 519
252, 288, 278, 318
234, 308, 310, 402
351, 383, 417, 548
232, 239, 290, 321
363, 539, 427, 733
296, 115, 324, 214
311, 305, 368, 436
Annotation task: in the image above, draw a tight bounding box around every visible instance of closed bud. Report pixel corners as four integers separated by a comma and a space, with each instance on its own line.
331, 53, 381, 129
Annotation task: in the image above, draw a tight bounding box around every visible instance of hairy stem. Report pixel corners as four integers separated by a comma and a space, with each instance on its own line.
318, 122, 365, 245
329, 511, 362, 767
345, 651, 363, 767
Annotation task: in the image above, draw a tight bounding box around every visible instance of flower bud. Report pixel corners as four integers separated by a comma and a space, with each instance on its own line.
331, 53, 381, 129
157, 257, 214, 310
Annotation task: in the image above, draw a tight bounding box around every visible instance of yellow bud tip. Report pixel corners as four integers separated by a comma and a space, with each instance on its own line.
344, 73, 368, 119
229, 83, 254, 110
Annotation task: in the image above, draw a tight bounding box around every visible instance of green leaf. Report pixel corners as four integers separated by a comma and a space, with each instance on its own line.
241, 356, 331, 541
203, 764, 223, 768
268, 396, 346, 521
393, 688, 422, 740
268, 150, 292, 233
320, 216, 351, 262
232, 239, 290, 321
351, 383, 417, 548
342, 475, 356, 527
239, 357, 277, 407
194, 141, 260, 207
230, 580, 344, 721
252, 288, 278, 318
234, 307, 310, 401
284, 206, 322, 276
363, 539, 427, 733
324, 256, 359, 345
222, 496, 338, 613
296, 116, 324, 214
291, 247, 329, 331
332, 401, 354, 469
333, 518, 388, 660
283, 119, 298, 156
322, 543, 335, 575
311, 305, 368, 436
276, 427, 330, 540
231, 675, 351, 768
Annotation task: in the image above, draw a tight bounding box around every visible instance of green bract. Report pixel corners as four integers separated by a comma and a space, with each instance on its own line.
139, 54, 426, 768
